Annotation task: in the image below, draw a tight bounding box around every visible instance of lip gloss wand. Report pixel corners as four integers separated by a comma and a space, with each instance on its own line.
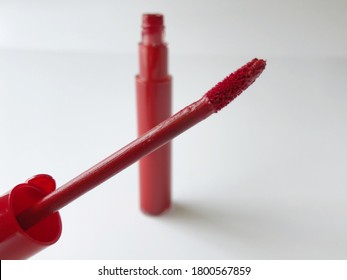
0, 58, 266, 259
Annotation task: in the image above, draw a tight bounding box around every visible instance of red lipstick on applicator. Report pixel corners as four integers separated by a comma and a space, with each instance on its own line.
136, 14, 172, 215
0, 58, 266, 259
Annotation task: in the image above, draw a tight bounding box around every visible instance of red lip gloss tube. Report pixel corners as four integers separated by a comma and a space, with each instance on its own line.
136, 14, 172, 215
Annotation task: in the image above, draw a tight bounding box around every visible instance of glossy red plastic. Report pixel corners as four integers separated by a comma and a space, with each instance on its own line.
136, 14, 172, 215
16, 58, 266, 231
0, 175, 62, 259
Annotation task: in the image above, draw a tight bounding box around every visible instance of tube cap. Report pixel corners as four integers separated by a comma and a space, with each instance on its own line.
0, 174, 62, 259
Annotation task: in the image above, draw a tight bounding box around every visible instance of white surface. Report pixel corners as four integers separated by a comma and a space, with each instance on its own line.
1, 0, 347, 57
0, 0, 347, 260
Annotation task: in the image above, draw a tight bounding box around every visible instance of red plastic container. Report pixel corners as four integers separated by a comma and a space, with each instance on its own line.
136, 14, 172, 215
0, 175, 62, 259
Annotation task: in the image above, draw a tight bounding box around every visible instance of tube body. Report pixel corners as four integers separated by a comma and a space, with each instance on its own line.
136, 14, 172, 215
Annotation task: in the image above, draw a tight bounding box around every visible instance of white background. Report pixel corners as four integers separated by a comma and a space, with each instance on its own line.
0, 0, 346, 259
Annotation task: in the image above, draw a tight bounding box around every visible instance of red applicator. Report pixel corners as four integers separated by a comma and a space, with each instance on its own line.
0, 58, 266, 259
